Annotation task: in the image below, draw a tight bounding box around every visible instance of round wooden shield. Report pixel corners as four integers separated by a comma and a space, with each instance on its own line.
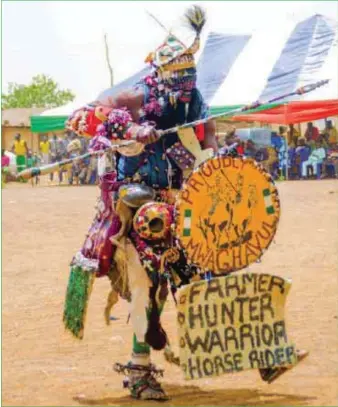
175, 156, 280, 275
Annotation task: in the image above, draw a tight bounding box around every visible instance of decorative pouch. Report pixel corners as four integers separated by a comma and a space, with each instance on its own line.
166, 142, 195, 170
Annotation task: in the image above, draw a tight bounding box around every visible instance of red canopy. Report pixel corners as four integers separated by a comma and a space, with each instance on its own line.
232, 99, 338, 124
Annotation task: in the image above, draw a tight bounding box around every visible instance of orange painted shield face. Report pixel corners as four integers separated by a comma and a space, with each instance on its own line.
175, 156, 280, 275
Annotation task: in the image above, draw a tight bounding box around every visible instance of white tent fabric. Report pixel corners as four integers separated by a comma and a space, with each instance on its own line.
40, 99, 88, 117
197, 32, 251, 103
210, 14, 338, 106
39, 13, 337, 126
259, 14, 337, 102
97, 31, 251, 105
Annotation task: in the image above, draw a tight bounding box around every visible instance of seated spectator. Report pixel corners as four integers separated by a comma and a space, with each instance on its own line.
219, 129, 240, 157
255, 147, 269, 162
261, 146, 278, 177
224, 127, 239, 147
1, 149, 10, 188
295, 138, 307, 154
292, 138, 310, 177
318, 134, 329, 149
244, 140, 257, 158
323, 120, 338, 146
301, 140, 326, 178
236, 141, 245, 155
321, 147, 338, 178
304, 135, 316, 151
1, 149, 10, 168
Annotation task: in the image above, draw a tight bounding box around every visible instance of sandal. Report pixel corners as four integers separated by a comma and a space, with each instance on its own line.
114, 362, 170, 401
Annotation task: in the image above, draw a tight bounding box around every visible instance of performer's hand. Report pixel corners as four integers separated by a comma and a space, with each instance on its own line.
136, 126, 160, 145
88, 135, 112, 152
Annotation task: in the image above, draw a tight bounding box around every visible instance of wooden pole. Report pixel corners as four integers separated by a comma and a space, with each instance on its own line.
103, 33, 114, 87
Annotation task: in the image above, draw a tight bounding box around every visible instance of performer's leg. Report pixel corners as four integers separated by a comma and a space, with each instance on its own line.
126, 290, 169, 401
119, 238, 169, 400
131, 288, 167, 359
132, 334, 150, 364
127, 320, 168, 400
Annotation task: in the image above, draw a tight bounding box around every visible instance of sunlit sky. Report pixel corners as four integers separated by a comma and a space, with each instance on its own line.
2, 1, 338, 104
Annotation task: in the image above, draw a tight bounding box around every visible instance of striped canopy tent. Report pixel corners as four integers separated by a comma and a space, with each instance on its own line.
96, 31, 251, 105
209, 14, 338, 116
29, 31, 250, 133
232, 99, 338, 125
97, 14, 337, 123
30, 14, 337, 132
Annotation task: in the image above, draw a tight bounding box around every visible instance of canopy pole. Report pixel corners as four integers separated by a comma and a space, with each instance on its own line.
284, 103, 289, 181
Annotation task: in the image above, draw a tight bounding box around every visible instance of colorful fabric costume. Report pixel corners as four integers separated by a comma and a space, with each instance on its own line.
64, 5, 210, 400
63, 5, 307, 399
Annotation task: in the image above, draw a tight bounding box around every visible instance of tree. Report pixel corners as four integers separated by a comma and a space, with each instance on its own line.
2, 75, 75, 109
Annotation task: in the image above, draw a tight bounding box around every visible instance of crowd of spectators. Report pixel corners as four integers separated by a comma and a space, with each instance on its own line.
222, 120, 338, 180
2, 132, 98, 186
2, 119, 338, 187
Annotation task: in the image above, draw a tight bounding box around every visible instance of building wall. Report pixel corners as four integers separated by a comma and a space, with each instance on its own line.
2, 127, 39, 152
1, 127, 65, 153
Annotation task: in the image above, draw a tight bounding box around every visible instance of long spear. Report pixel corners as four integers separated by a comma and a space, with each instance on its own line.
18, 79, 329, 180
158, 79, 330, 136
17, 141, 135, 180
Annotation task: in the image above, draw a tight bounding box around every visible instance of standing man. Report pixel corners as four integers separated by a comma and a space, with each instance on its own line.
49, 134, 64, 183
287, 124, 300, 147
278, 126, 288, 139
85, 155, 98, 184
39, 135, 50, 165
305, 122, 320, 143
11, 133, 28, 173
324, 120, 338, 146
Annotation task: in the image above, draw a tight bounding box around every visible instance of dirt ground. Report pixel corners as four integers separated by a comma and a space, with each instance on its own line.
2, 180, 338, 407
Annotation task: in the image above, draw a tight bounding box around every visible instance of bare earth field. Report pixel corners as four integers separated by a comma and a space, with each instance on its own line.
2, 180, 338, 406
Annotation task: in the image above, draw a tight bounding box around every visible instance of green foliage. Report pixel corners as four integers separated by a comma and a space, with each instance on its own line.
2, 74, 75, 109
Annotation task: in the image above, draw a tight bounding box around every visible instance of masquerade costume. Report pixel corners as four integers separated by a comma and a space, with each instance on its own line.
64, 5, 308, 400
65, 6, 210, 400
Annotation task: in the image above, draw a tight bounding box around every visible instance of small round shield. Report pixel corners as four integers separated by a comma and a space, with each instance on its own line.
175, 156, 280, 275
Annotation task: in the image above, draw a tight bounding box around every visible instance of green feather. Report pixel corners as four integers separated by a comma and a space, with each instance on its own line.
63, 265, 95, 339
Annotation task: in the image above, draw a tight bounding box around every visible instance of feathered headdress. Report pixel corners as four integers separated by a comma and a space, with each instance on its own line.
145, 5, 206, 71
